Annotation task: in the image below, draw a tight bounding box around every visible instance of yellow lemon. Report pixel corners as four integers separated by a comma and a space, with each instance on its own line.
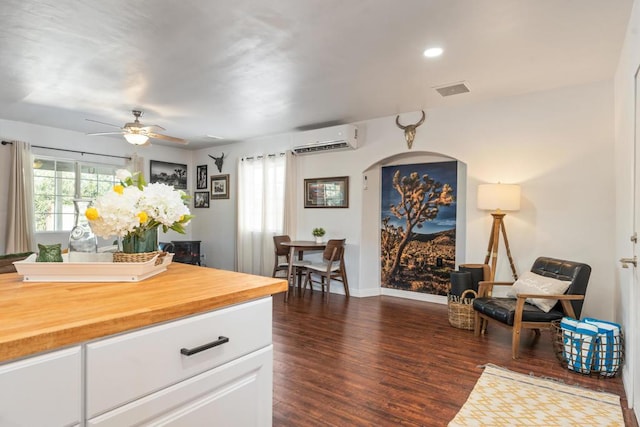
113, 184, 124, 195
137, 211, 148, 223
85, 207, 99, 221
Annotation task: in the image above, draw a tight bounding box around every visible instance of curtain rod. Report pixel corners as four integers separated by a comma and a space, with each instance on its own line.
242, 152, 287, 161
2, 140, 131, 160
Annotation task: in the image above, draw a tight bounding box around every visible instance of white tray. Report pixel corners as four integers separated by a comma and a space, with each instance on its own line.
14, 253, 174, 282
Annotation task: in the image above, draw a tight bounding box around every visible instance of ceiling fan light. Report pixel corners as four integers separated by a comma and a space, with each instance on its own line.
124, 133, 149, 145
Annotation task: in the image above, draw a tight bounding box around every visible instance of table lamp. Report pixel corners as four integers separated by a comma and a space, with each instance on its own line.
477, 183, 521, 280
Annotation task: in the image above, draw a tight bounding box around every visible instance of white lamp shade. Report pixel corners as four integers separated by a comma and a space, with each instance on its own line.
124, 133, 149, 145
477, 183, 521, 211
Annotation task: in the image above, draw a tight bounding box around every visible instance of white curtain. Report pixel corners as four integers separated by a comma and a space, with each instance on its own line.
5, 141, 35, 253
237, 152, 288, 276
126, 152, 144, 175
283, 151, 297, 236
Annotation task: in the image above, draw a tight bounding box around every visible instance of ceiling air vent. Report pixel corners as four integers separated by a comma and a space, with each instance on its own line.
434, 82, 470, 97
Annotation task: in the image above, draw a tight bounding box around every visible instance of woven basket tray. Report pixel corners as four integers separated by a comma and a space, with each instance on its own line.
113, 251, 166, 266
447, 289, 477, 330
550, 319, 624, 377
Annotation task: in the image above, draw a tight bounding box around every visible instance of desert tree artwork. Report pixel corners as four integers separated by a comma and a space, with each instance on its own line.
150, 160, 187, 190
381, 162, 457, 295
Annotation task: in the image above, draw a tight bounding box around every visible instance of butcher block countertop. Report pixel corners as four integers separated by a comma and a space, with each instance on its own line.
0, 263, 287, 363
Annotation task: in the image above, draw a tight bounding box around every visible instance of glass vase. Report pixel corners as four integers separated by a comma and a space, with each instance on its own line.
68, 199, 98, 262
121, 228, 159, 254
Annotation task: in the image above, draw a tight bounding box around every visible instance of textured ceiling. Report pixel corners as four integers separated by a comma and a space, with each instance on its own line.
0, 0, 633, 149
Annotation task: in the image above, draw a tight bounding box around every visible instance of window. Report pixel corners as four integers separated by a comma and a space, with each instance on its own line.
33, 157, 119, 232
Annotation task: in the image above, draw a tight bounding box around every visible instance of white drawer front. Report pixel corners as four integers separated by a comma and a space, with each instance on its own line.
0, 346, 81, 427
87, 297, 272, 418
88, 345, 273, 427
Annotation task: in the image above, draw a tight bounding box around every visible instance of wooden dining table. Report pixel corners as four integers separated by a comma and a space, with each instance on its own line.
281, 240, 326, 300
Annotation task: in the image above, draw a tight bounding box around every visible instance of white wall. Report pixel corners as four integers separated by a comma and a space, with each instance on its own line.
614, 0, 640, 411
193, 137, 294, 270
0, 119, 194, 254
193, 80, 616, 320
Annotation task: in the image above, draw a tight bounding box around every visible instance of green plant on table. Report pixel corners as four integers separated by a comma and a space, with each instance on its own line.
312, 227, 326, 237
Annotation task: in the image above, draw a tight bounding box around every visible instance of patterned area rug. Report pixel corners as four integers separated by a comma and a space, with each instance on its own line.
449, 364, 624, 426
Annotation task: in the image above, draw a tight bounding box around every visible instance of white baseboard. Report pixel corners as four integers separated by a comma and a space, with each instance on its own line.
318, 283, 447, 305
381, 288, 447, 305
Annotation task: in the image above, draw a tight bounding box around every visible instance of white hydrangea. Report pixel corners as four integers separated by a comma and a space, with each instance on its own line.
89, 187, 144, 238
115, 169, 132, 182
87, 173, 191, 239
139, 183, 191, 228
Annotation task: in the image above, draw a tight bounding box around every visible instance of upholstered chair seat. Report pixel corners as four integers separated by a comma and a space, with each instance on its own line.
473, 256, 591, 359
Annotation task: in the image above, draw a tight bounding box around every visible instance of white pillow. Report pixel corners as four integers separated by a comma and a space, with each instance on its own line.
506, 271, 572, 313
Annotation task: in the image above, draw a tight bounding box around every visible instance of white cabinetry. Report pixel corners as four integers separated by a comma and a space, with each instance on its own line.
87, 346, 272, 426
87, 297, 273, 426
0, 297, 273, 427
0, 346, 81, 427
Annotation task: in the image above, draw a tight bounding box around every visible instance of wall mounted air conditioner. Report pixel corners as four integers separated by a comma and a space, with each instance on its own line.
292, 124, 359, 155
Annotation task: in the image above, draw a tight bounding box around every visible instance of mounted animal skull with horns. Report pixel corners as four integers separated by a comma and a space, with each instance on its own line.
395, 110, 426, 149
208, 153, 225, 173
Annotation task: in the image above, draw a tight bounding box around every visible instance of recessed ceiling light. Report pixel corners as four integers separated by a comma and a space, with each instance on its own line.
206, 134, 223, 139
423, 47, 443, 58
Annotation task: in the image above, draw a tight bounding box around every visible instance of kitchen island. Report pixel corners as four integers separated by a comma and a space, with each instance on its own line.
0, 262, 287, 426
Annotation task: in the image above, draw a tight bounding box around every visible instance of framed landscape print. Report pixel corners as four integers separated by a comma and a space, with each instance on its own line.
196, 165, 208, 189
304, 176, 349, 208
380, 161, 457, 296
194, 191, 210, 208
211, 174, 230, 199
150, 160, 187, 190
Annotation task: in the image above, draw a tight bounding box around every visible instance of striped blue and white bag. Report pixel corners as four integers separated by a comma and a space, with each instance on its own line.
584, 317, 622, 377
560, 317, 579, 370
560, 317, 598, 374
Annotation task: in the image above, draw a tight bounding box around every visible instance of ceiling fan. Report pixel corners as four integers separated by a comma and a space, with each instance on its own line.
86, 110, 187, 146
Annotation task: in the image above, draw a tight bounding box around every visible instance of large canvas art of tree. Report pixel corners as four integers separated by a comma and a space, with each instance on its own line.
381, 161, 457, 295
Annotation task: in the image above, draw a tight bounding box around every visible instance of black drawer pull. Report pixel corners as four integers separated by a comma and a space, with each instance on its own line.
180, 336, 230, 356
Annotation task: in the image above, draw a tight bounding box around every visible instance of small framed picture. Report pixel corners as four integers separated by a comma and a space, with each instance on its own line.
304, 176, 349, 208
211, 174, 230, 199
196, 165, 208, 190
194, 191, 210, 208
150, 160, 187, 190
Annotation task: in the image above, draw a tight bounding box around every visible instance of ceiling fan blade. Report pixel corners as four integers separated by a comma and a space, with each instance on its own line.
140, 124, 166, 132
148, 132, 188, 144
85, 118, 122, 129
87, 131, 125, 136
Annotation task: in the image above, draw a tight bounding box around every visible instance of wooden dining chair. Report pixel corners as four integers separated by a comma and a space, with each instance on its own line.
272, 235, 291, 278
273, 235, 311, 302
302, 239, 349, 301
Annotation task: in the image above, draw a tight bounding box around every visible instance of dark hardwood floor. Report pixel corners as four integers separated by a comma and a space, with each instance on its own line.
272, 291, 638, 426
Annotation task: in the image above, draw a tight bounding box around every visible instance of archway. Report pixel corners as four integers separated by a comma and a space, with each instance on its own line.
358, 150, 468, 304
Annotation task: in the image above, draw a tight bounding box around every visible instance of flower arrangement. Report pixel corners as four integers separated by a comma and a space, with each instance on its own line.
85, 169, 192, 249
312, 227, 325, 237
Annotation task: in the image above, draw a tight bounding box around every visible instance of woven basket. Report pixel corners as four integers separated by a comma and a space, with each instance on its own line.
551, 319, 624, 377
113, 251, 166, 266
448, 289, 477, 330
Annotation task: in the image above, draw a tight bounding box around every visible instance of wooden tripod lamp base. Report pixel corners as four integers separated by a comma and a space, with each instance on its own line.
477, 184, 521, 281
484, 211, 518, 281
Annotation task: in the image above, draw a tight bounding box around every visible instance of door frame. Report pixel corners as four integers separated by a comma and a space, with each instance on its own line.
632, 62, 640, 418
